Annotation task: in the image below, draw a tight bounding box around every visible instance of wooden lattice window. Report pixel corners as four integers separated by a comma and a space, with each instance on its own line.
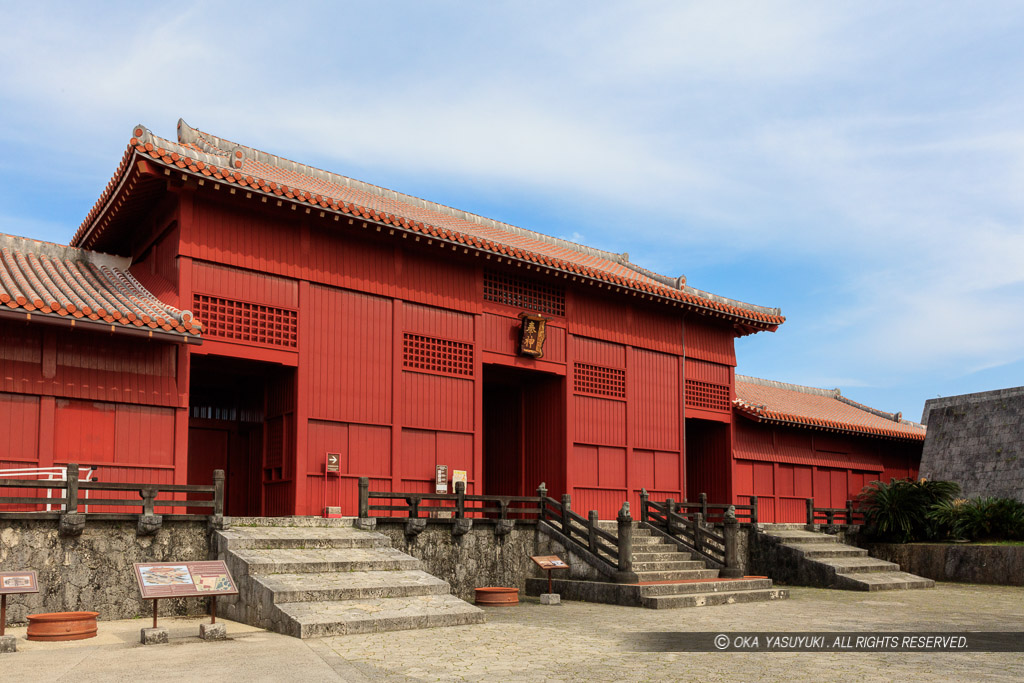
484, 271, 565, 317
574, 362, 626, 399
403, 333, 474, 376
193, 294, 298, 348
686, 379, 730, 411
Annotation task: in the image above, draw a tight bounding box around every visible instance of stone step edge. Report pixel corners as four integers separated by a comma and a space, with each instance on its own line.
641, 588, 790, 609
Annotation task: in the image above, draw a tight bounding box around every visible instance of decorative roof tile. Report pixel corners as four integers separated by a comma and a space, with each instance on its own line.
0, 234, 200, 337
734, 375, 926, 441
72, 120, 785, 332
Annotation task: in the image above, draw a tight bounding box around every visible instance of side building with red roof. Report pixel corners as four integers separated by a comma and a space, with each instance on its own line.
4, 118, 812, 519
732, 376, 925, 522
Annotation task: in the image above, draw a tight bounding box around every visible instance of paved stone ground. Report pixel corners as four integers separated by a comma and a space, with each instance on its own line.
2, 583, 1022, 682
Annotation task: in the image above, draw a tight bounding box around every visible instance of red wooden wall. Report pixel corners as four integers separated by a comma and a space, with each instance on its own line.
0, 319, 186, 512
732, 419, 921, 522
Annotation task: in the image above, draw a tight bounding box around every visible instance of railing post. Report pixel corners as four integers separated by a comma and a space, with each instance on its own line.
561, 494, 572, 537
639, 488, 649, 523
845, 499, 854, 526
499, 499, 509, 520
141, 487, 157, 517
358, 477, 370, 518
665, 497, 676, 536
588, 510, 599, 553
750, 495, 758, 526
806, 497, 814, 526
720, 506, 743, 578
408, 496, 420, 518
455, 481, 466, 519
692, 512, 704, 554
699, 492, 707, 521
613, 502, 638, 583
65, 463, 80, 514
536, 482, 547, 520
58, 463, 85, 537
213, 469, 225, 517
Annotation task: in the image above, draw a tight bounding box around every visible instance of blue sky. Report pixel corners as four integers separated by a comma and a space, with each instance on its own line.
2, 1, 1023, 421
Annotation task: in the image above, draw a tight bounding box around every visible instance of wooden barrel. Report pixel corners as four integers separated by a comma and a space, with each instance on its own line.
474, 587, 519, 606
26, 611, 99, 641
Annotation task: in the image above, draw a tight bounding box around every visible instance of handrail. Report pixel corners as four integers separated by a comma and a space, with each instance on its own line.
0, 464, 224, 525
805, 498, 864, 526
639, 490, 746, 572
358, 478, 637, 582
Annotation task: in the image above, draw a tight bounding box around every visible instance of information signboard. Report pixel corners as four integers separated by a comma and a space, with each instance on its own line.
326, 452, 341, 473
435, 465, 449, 494
531, 555, 569, 570
133, 561, 238, 600
0, 571, 38, 595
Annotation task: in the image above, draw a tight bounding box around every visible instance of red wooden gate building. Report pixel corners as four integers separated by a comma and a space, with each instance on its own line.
0, 120, 921, 520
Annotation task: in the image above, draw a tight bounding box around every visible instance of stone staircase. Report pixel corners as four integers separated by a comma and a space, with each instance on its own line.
759, 525, 934, 591
214, 518, 484, 638
527, 522, 788, 608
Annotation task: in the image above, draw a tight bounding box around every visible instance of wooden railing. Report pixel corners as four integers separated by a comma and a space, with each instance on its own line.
805, 498, 864, 526
0, 463, 224, 533
639, 490, 746, 575
359, 479, 639, 582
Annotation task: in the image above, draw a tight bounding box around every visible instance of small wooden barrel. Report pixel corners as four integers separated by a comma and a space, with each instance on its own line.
474, 587, 518, 606
26, 611, 99, 641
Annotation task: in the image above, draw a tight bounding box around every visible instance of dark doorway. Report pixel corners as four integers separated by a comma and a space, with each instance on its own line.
188, 355, 295, 517
685, 417, 731, 504
482, 365, 565, 498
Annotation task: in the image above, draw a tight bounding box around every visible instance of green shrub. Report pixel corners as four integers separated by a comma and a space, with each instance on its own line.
929, 497, 1024, 542
857, 478, 960, 542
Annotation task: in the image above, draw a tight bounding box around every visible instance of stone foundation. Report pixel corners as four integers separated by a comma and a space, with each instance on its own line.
865, 543, 1024, 585
372, 521, 541, 601
0, 518, 210, 624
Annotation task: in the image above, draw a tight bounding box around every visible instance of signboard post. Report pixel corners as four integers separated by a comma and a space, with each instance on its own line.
133, 561, 238, 643
324, 452, 342, 517
530, 555, 568, 604
1, 571, 38, 652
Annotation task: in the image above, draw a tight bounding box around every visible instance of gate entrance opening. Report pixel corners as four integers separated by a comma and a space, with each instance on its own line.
482, 364, 565, 498
188, 355, 295, 517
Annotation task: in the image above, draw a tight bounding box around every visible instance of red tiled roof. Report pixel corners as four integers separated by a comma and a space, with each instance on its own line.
71, 120, 785, 332
734, 375, 926, 441
0, 234, 200, 337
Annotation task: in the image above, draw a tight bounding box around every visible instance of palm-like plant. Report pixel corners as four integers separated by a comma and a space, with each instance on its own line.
857, 478, 960, 543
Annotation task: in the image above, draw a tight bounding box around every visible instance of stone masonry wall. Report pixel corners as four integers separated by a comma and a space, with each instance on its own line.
373, 521, 543, 602
0, 519, 210, 625
920, 388, 1024, 500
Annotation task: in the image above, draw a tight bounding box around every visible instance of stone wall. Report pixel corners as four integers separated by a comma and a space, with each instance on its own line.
373, 521, 543, 601
920, 387, 1024, 500
866, 543, 1024, 586
0, 518, 211, 625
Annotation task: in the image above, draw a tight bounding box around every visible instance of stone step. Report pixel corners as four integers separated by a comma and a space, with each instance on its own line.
836, 571, 936, 592
231, 547, 422, 574
632, 550, 686, 563
256, 570, 451, 603
217, 527, 388, 551
634, 569, 720, 582
277, 594, 485, 638
759, 523, 810, 531
638, 577, 775, 596
228, 516, 355, 528
815, 557, 901, 574
631, 535, 674, 546
782, 543, 868, 559
764, 530, 839, 543
632, 559, 707, 572
642, 588, 789, 609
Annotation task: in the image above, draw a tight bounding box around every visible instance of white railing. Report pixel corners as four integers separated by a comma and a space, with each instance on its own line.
0, 466, 97, 512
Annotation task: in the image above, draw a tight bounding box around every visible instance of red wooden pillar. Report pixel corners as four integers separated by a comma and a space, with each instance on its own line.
293, 279, 311, 514
472, 311, 483, 496
37, 397, 55, 469
390, 299, 404, 497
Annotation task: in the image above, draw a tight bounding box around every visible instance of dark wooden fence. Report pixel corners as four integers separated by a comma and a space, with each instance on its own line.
0, 463, 224, 523
805, 498, 864, 526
